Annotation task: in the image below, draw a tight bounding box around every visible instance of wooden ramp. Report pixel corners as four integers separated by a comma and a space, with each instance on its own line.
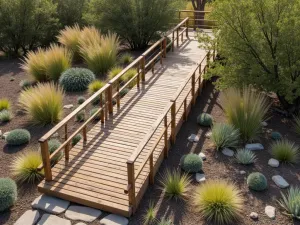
37, 20, 214, 217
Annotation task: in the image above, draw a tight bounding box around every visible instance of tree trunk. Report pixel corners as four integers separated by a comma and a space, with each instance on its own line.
191, 0, 207, 29
277, 94, 300, 115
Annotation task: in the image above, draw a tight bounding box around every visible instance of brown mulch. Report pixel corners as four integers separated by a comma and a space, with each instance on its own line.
0, 58, 300, 225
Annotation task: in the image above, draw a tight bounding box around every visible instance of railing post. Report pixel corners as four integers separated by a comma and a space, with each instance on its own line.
192, 72, 196, 105
176, 29, 179, 47
83, 126, 87, 142
198, 64, 202, 96
163, 37, 167, 58
107, 85, 113, 114
64, 124, 69, 161
100, 93, 104, 123
40, 140, 52, 181
183, 98, 187, 121
171, 101, 176, 145
186, 19, 189, 38
127, 162, 136, 212
164, 116, 168, 158
206, 52, 211, 69
193, 11, 196, 30
172, 32, 175, 52
149, 153, 154, 185
141, 56, 146, 82
116, 82, 121, 108
178, 11, 181, 22
160, 42, 163, 64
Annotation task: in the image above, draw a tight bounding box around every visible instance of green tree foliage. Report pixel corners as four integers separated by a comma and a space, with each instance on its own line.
203, 0, 300, 113
0, 0, 59, 57
84, 0, 184, 50
54, 0, 87, 28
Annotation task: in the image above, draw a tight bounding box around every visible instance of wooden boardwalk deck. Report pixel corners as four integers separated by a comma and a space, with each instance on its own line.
38, 24, 213, 217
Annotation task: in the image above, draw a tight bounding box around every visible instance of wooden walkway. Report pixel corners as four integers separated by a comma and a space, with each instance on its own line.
38, 21, 213, 217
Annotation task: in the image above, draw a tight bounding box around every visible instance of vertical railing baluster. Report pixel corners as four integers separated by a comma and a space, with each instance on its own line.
183, 99, 187, 121
107, 85, 113, 114
172, 32, 175, 52
186, 19, 189, 38
137, 64, 140, 89
117, 82, 120, 109
198, 64, 202, 96
149, 153, 154, 184
127, 162, 136, 212
141, 56, 146, 82
100, 93, 104, 123
40, 140, 52, 181
163, 37, 167, 58
176, 29, 179, 47
83, 126, 87, 142
64, 124, 69, 161
164, 115, 168, 158
192, 72, 196, 105
171, 101, 176, 144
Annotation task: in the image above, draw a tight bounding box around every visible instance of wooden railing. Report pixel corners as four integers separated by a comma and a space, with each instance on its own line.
126, 50, 216, 212
178, 10, 217, 29
38, 17, 190, 182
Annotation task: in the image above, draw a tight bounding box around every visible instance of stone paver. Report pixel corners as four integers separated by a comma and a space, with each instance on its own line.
99, 214, 129, 225
245, 143, 264, 151
65, 205, 102, 222
14, 210, 40, 225
272, 175, 289, 188
188, 134, 199, 142
239, 170, 246, 175
63, 104, 74, 109
265, 206, 276, 219
32, 195, 70, 214
196, 173, 206, 182
222, 148, 234, 157
37, 214, 71, 225
268, 158, 279, 168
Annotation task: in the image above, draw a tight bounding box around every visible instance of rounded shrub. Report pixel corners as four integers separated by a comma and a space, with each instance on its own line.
271, 131, 282, 140
271, 139, 299, 163
11, 150, 43, 183
77, 96, 86, 105
120, 88, 130, 98
247, 172, 268, 191
0, 98, 10, 111
180, 154, 203, 173
89, 108, 101, 120
48, 139, 63, 163
59, 68, 95, 92
197, 113, 213, 127
76, 111, 85, 122
0, 110, 12, 122
72, 134, 82, 146
6, 129, 31, 146
119, 53, 133, 65
193, 179, 243, 224
0, 178, 17, 212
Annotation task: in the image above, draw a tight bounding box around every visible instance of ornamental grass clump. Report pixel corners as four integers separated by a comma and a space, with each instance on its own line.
88, 80, 105, 95
19, 83, 64, 125
247, 172, 268, 191
142, 202, 157, 225
221, 87, 270, 142
44, 44, 72, 81
11, 150, 43, 184
278, 186, 300, 219
77, 96, 86, 105
108, 66, 123, 80
72, 134, 82, 146
0, 110, 12, 122
180, 154, 203, 173
271, 139, 299, 164
235, 149, 256, 165
0, 178, 17, 212
0, 98, 11, 111
193, 180, 243, 224
48, 139, 63, 163
159, 169, 191, 200
59, 68, 95, 92
121, 68, 138, 84
6, 129, 31, 146
89, 108, 101, 120
79, 26, 101, 48
211, 123, 240, 151
80, 32, 119, 75
119, 53, 134, 64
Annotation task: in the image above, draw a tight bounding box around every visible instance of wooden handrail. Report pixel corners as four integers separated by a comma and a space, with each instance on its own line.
178, 10, 212, 13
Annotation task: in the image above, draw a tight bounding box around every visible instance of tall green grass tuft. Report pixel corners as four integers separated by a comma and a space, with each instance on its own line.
21, 48, 47, 82
0, 98, 11, 111
19, 83, 64, 125
44, 44, 72, 81
271, 139, 299, 164
11, 150, 44, 184
211, 123, 240, 151
119, 52, 134, 64
221, 87, 270, 142
79, 26, 101, 48
159, 169, 191, 200
88, 80, 105, 95
142, 202, 157, 225
278, 186, 300, 219
80, 32, 119, 75
193, 180, 243, 224
108, 66, 123, 80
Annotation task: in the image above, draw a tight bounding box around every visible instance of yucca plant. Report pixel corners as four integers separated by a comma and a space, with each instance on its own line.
79, 26, 102, 48
278, 186, 300, 219
80, 32, 119, 75
235, 149, 256, 165
88, 80, 105, 95
21, 48, 47, 82
57, 24, 82, 60
294, 116, 300, 136
193, 180, 243, 224
108, 66, 123, 80
211, 123, 240, 151
159, 169, 191, 200
142, 202, 157, 225
11, 150, 44, 184
44, 44, 72, 81
0, 98, 11, 111
271, 139, 299, 164
221, 87, 270, 142
19, 83, 64, 125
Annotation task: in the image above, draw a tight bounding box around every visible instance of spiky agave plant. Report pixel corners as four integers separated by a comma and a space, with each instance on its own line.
193, 180, 243, 224
19, 82, 64, 125
235, 149, 257, 165
159, 169, 191, 200
211, 123, 240, 151
11, 150, 44, 183
278, 186, 300, 219
271, 139, 299, 164
221, 87, 270, 142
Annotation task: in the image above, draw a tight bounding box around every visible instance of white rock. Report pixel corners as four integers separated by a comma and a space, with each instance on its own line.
222, 148, 234, 157
245, 143, 264, 151
99, 214, 129, 225
261, 121, 268, 127
2, 131, 10, 140
250, 212, 258, 220
268, 158, 279, 168
0, 130, 2, 138
205, 131, 212, 138
63, 104, 74, 109
265, 206, 276, 219
32, 195, 70, 214
199, 152, 206, 160
52, 132, 59, 138
37, 214, 71, 225
239, 170, 246, 175
196, 173, 206, 182
272, 175, 289, 188
188, 134, 199, 142
65, 205, 102, 222
75, 223, 87, 225
14, 210, 40, 225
